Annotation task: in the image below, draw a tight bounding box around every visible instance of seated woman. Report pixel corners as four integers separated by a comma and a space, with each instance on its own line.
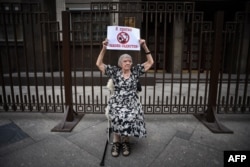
96, 38, 154, 157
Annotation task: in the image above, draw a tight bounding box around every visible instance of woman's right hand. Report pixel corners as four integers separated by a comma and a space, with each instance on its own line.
96, 39, 108, 73
102, 39, 108, 48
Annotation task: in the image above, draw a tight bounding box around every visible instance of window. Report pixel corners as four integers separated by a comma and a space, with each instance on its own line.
71, 11, 109, 42
0, 4, 23, 42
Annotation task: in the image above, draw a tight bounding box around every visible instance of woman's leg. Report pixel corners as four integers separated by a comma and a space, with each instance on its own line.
121, 136, 130, 156
111, 133, 121, 157
122, 136, 129, 142
113, 133, 121, 142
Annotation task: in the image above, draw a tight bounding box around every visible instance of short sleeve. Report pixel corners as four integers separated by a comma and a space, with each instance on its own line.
104, 65, 119, 78
132, 64, 145, 77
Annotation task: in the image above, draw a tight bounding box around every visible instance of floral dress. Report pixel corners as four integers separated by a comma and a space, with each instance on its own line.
105, 64, 147, 138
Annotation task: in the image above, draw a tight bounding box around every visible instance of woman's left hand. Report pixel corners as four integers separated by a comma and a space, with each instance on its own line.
139, 39, 146, 46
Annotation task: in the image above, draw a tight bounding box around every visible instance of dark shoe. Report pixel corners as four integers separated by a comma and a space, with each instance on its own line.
111, 142, 120, 157
122, 142, 130, 156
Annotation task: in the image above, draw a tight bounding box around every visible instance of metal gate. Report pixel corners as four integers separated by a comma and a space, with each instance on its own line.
0, 1, 249, 115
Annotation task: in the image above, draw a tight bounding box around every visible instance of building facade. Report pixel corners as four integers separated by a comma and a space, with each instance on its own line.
1, 0, 249, 73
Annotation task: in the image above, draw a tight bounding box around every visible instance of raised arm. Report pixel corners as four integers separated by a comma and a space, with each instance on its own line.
140, 39, 154, 72
96, 39, 108, 73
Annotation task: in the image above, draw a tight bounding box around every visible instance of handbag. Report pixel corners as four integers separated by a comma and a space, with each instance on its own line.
137, 81, 142, 92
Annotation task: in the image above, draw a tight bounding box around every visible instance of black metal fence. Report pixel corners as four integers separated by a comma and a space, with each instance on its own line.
0, 1, 249, 115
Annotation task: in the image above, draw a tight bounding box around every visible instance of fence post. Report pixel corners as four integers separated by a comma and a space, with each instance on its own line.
62, 10, 73, 122
194, 11, 233, 133
51, 11, 84, 132
206, 11, 224, 122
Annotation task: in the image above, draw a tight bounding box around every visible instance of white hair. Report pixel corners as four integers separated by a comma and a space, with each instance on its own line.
118, 54, 132, 67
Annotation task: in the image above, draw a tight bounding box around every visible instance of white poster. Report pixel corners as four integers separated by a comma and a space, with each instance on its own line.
107, 26, 140, 51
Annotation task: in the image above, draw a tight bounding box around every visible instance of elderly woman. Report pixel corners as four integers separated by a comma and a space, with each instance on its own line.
96, 39, 154, 157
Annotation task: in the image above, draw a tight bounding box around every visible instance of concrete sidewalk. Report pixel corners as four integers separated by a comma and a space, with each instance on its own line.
0, 113, 250, 167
